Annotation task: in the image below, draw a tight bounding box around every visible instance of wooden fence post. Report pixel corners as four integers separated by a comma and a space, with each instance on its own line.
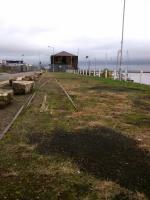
99, 69, 101, 77
105, 69, 108, 78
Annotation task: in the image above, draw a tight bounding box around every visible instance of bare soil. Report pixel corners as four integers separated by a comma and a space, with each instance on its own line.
0, 72, 150, 200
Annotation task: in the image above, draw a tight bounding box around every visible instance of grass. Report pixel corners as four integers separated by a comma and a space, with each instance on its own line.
0, 72, 150, 200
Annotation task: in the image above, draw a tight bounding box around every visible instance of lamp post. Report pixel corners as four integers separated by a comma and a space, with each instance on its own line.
21, 54, 24, 72
77, 48, 79, 70
105, 53, 108, 68
85, 55, 89, 70
119, 0, 126, 80
48, 46, 54, 72
21, 54, 24, 62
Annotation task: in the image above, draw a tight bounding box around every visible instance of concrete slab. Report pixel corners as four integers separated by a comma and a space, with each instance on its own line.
12, 81, 34, 94
9, 77, 24, 86
0, 89, 13, 107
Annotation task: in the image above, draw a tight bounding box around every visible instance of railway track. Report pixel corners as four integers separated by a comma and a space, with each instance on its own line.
55, 78, 78, 111
0, 77, 48, 140
0, 74, 77, 140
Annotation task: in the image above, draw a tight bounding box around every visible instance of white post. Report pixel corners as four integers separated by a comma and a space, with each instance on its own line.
119, 0, 126, 80
94, 69, 96, 76
99, 69, 101, 77
140, 70, 143, 84
89, 70, 91, 76
113, 70, 117, 80
105, 69, 108, 78
83, 69, 85, 75
86, 69, 88, 76
125, 69, 128, 81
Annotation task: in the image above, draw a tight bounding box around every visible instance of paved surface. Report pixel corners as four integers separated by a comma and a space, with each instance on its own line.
0, 72, 36, 82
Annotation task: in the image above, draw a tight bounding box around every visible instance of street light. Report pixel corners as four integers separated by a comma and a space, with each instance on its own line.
119, 0, 126, 80
21, 54, 24, 72
85, 55, 88, 69
48, 46, 54, 72
21, 54, 24, 62
77, 48, 79, 70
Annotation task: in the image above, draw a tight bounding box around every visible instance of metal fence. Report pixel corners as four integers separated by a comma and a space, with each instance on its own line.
49, 64, 75, 72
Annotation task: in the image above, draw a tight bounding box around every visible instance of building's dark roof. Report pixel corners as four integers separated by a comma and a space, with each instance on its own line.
53, 51, 76, 57
6, 60, 23, 63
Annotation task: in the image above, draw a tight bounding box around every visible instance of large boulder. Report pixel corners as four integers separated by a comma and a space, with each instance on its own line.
35, 71, 43, 77
12, 81, 34, 94
0, 89, 13, 107
23, 75, 38, 81
9, 78, 16, 86
9, 76, 24, 86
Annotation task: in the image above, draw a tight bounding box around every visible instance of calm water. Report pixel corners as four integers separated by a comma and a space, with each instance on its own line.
79, 64, 150, 85
127, 73, 150, 85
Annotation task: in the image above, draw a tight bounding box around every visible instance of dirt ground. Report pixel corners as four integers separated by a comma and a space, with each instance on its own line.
0, 76, 44, 135
0, 72, 150, 200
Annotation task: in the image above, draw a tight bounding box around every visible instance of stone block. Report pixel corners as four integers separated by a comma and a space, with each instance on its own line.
0, 89, 13, 107
23, 75, 38, 81
12, 81, 34, 94
35, 72, 42, 77
9, 77, 24, 86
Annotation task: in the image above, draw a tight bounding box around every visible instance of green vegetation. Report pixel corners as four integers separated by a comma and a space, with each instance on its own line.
0, 73, 150, 199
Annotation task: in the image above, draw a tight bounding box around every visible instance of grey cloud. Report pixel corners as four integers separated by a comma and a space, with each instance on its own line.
0, 29, 150, 64
26, 26, 55, 34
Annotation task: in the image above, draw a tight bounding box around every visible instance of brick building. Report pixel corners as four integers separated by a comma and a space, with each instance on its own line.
50, 51, 78, 71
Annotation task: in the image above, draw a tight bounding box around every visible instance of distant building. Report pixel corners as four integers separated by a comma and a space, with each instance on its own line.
50, 51, 78, 71
1, 60, 24, 66
0, 60, 33, 72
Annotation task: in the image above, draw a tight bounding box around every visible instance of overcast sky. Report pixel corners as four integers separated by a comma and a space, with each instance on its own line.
0, 0, 150, 64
